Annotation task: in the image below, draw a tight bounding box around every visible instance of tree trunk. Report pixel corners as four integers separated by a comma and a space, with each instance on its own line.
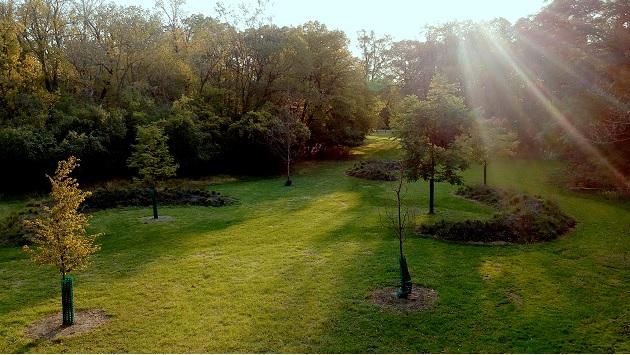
429, 150, 435, 214
285, 146, 292, 186
61, 276, 74, 326
429, 177, 435, 214
151, 187, 158, 219
397, 255, 412, 299
483, 160, 487, 186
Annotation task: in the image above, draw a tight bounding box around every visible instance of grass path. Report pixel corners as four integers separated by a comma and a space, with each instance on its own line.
0, 134, 628, 353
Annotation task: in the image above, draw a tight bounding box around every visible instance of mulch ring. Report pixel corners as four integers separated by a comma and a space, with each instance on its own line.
371, 286, 438, 312
24, 309, 111, 340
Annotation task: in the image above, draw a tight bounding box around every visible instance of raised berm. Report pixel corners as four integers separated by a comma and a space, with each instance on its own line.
418, 185, 576, 244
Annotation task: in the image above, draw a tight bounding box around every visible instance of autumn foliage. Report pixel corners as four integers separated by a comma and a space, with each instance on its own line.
23, 156, 100, 277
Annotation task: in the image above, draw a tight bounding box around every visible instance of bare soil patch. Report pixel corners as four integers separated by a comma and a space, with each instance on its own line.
24, 309, 111, 340
371, 286, 438, 312
506, 290, 523, 306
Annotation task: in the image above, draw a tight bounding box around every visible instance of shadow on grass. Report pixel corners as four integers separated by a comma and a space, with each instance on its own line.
0, 206, 244, 351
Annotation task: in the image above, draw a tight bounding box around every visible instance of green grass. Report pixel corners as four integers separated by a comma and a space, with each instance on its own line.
0, 135, 628, 353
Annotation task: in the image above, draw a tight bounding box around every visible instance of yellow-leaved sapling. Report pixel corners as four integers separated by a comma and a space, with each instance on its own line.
24, 156, 101, 326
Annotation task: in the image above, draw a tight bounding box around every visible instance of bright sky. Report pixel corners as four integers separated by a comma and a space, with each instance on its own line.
114, 0, 548, 51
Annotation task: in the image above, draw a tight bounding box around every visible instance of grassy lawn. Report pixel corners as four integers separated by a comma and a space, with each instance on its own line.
0, 134, 628, 353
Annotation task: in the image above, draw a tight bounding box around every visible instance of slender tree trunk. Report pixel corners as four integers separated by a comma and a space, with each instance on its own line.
151, 186, 158, 219
395, 164, 411, 299
429, 147, 435, 214
286, 142, 291, 186
397, 184, 403, 260
287, 159, 290, 183
483, 160, 487, 185
429, 177, 435, 214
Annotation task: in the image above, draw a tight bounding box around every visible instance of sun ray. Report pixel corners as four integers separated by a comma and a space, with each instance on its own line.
515, 28, 629, 112
478, 28, 628, 187
457, 35, 491, 148
457, 28, 538, 148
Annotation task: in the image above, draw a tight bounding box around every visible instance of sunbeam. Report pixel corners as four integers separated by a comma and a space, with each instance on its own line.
457, 36, 492, 149
515, 27, 630, 112
479, 27, 628, 187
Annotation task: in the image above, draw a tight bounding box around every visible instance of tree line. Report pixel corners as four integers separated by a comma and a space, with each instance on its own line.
0, 0, 627, 193
0, 0, 376, 191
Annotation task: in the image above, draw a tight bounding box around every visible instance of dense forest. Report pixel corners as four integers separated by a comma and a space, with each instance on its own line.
0, 0, 628, 192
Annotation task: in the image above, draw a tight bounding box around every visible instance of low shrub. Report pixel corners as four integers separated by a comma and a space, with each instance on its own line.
418, 185, 576, 244
82, 186, 236, 211
346, 160, 401, 181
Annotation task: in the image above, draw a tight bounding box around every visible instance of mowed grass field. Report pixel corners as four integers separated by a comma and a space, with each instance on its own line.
0, 134, 628, 353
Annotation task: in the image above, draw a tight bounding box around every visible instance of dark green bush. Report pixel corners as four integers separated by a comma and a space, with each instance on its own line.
83, 186, 236, 211
419, 185, 576, 244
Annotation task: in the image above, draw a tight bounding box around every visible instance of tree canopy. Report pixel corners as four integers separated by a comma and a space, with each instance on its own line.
127, 124, 178, 186
454, 115, 519, 185
393, 74, 471, 213
23, 156, 101, 277
0, 0, 376, 192
393, 74, 470, 185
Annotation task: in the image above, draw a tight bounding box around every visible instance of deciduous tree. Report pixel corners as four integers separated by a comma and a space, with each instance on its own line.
265, 108, 310, 186
356, 29, 392, 82
394, 74, 470, 214
455, 115, 519, 185
23, 156, 101, 325
127, 124, 178, 219
383, 160, 414, 298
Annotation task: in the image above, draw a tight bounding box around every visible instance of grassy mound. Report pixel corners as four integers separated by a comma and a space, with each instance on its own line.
345, 160, 400, 181
418, 185, 576, 244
